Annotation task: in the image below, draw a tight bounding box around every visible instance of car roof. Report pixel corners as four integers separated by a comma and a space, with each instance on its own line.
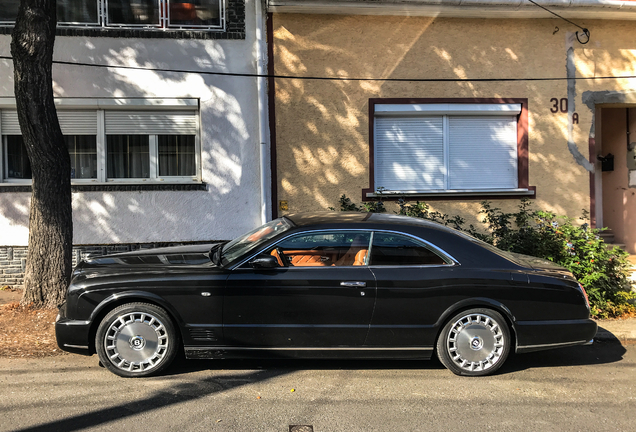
284, 212, 456, 232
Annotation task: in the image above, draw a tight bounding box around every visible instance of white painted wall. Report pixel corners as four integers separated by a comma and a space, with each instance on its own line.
0, 0, 265, 246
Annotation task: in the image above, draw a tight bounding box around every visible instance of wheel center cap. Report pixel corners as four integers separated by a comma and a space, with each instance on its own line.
470, 336, 484, 350
129, 335, 146, 350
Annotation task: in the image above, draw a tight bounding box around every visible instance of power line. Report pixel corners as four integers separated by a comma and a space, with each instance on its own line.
526, 0, 590, 44
1, 55, 632, 82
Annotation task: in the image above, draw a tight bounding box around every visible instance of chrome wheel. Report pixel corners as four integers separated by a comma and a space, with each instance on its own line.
104, 312, 168, 373
96, 303, 179, 377
447, 313, 505, 372
437, 308, 511, 376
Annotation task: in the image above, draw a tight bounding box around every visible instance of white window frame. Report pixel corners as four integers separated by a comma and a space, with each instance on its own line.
0, 97, 202, 186
0, 0, 226, 31
372, 103, 533, 197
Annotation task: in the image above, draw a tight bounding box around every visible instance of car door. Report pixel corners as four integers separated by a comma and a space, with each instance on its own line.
224, 230, 377, 347
365, 231, 458, 347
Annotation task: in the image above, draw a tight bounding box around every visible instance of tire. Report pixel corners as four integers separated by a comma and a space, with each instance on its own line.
436, 308, 511, 377
95, 302, 180, 378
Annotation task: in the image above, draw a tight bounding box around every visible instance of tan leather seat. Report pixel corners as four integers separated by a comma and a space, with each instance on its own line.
334, 248, 368, 266
270, 248, 284, 266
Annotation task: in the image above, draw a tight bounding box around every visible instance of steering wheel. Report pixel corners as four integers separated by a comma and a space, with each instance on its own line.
276, 247, 291, 267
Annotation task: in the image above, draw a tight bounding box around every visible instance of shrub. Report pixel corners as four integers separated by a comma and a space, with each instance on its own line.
333, 195, 636, 318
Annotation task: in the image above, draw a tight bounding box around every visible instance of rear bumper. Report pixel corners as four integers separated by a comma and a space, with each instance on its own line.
55, 317, 93, 356
515, 318, 597, 353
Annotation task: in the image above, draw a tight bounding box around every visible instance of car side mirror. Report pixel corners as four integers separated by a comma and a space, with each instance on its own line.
249, 254, 280, 269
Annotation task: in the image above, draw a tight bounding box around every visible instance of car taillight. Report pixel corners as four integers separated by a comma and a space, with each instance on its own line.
578, 283, 591, 310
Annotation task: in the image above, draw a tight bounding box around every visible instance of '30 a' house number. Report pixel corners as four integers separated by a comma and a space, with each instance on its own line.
550, 98, 579, 124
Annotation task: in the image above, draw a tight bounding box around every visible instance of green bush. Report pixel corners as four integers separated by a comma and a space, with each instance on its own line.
333, 195, 636, 318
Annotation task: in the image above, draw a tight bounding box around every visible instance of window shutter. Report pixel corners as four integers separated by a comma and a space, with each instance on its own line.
375, 117, 445, 191
1, 111, 20, 135
58, 110, 97, 134
105, 111, 197, 135
1, 110, 97, 135
448, 116, 518, 190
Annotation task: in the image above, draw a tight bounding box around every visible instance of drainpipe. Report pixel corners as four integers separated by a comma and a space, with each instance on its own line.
256, 0, 270, 224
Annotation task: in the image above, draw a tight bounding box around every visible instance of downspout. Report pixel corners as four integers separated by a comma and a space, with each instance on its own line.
256, 0, 271, 224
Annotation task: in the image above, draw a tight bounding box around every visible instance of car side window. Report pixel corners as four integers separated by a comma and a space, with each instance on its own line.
270, 231, 371, 267
370, 232, 448, 266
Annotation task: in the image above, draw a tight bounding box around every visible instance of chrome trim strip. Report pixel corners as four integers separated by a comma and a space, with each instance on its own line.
232, 228, 458, 270
517, 340, 587, 350
185, 346, 434, 351
59, 320, 91, 326
224, 324, 369, 328
584, 339, 594, 345
63, 344, 89, 349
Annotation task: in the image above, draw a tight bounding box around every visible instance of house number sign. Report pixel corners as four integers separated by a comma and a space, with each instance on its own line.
550, 98, 578, 124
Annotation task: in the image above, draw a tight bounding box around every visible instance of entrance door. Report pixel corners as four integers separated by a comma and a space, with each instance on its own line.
600, 107, 636, 253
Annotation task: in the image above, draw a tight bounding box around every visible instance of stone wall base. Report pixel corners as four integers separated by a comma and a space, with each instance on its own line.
0, 241, 214, 289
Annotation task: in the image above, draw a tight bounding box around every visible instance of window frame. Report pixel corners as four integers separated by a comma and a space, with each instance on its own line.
0, 0, 226, 32
363, 98, 534, 202
235, 228, 458, 270
0, 97, 201, 185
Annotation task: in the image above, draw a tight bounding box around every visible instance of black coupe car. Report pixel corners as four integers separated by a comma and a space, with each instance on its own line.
56, 212, 596, 377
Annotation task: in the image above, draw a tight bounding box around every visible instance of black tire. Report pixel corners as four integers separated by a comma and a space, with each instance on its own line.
95, 302, 180, 378
436, 308, 511, 377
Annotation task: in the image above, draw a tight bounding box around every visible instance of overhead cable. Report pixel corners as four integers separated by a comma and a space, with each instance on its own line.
1, 55, 632, 82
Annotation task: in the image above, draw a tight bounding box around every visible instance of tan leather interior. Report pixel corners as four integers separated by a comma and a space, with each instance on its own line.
270, 248, 284, 266
333, 248, 368, 266
269, 248, 368, 267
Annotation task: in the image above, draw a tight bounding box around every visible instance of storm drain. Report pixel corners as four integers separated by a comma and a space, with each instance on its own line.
289, 426, 313, 432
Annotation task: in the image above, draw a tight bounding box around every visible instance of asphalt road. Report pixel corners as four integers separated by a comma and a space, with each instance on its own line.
0, 341, 634, 432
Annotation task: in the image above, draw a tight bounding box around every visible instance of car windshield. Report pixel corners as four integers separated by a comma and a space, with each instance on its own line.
221, 217, 293, 265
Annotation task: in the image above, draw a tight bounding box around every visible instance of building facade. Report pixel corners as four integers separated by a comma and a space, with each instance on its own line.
0, 0, 271, 287
267, 0, 636, 251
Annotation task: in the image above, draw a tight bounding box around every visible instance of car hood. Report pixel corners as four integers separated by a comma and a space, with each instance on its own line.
74, 242, 223, 274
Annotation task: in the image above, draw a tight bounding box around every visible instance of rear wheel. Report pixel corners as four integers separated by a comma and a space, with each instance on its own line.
96, 303, 179, 378
436, 308, 510, 376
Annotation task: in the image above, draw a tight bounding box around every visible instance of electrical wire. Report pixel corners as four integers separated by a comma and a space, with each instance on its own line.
0, 55, 632, 83
526, 0, 590, 44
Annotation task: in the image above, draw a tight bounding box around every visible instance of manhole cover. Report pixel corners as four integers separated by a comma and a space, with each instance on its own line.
289, 426, 313, 432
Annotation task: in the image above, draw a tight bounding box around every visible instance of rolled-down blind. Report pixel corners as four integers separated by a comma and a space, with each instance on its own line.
105, 111, 197, 135
375, 116, 445, 191
1, 111, 20, 135
1, 110, 97, 135
448, 116, 517, 190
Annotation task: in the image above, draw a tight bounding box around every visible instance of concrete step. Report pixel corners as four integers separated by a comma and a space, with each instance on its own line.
600, 230, 615, 244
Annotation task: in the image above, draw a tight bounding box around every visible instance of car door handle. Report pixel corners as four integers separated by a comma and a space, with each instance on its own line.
340, 281, 366, 287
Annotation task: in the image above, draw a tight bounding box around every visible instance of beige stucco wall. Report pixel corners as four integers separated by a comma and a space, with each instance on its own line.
272, 14, 636, 228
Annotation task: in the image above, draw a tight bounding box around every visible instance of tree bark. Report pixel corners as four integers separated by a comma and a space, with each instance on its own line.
11, 0, 72, 309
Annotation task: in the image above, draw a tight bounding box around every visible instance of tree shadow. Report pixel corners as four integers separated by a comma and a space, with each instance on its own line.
13, 366, 290, 432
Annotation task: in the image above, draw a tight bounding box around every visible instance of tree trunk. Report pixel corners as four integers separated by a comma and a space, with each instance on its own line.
11, 0, 72, 309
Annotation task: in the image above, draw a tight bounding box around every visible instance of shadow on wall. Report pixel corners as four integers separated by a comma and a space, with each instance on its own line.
273, 14, 636, 223
0, 36, 260, 244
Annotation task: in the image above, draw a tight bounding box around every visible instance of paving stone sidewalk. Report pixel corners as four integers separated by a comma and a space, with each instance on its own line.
595, 317, 636, 345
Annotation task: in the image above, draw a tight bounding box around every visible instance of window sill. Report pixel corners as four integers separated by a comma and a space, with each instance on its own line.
0, 183, 208, 193
363, 187, 536, 201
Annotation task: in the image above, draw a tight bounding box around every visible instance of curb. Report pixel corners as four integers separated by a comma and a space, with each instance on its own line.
594, 320, 636, 345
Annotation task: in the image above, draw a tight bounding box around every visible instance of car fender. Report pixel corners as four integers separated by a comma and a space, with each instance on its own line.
88, 290, 187, 328
434, 297, 518, 342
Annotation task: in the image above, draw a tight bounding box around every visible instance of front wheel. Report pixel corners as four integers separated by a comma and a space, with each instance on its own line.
436, 308, 511, 376
95, 303, 179, 378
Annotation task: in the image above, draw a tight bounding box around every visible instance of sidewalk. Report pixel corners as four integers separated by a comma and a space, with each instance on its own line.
595, 318, 636, 345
